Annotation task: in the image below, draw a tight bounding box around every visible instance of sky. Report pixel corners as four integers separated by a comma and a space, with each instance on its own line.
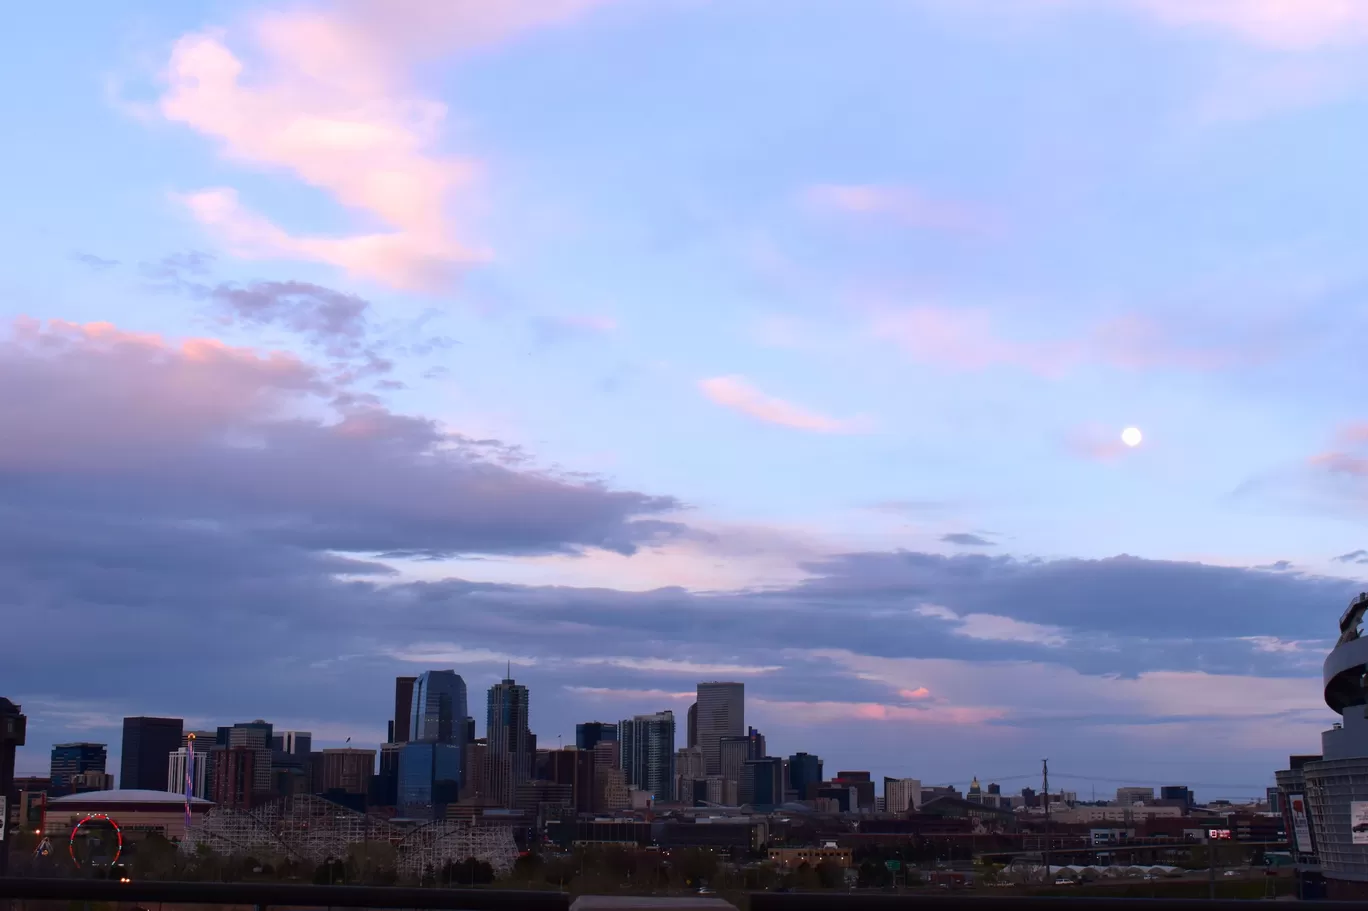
7, 0, 1368, 802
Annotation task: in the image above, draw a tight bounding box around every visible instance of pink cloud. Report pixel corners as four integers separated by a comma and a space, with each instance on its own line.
1310, 451, 1368, 476
899, 687, 932, 700
870, 307, 1247, 376
1066, 423, 1137, 463
1109, 0, 1368, 50
562, 686, 695, 701
805, 184, 1002, 236
805, 649, 1325, 724
698, 375, 873, 434
752, 697, 1005, 726
157, 2, 614, 291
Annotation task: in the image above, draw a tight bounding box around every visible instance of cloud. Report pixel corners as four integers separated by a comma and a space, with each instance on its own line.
71, 252, 120, 271
869, 307, 1256, 376
1065, 423, 1137, 462
3, 370, 1349, 790
1099, 0, 1368, 51
208, 280, 370, 346
698, 375, 872, 434
751, 696, 1006, 727
1240, 636, 1322, 655
806, 649, 1325, 726
941, 532, 995, 548
155, 3, 614, 290
1335, 550, 1368, 565
913, 603, 1069, 647
575, 657, 782, 676
530, 313, 619, 346
383, 644, 536, 666
1254, 560, 1295, 572
805, 184, 1001, 236
0, 316, 682, 559
563, 686, 696, 701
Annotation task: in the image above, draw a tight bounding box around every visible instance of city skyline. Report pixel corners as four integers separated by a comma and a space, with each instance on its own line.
8, 670, 1288, 803
4, 0, 1365, 800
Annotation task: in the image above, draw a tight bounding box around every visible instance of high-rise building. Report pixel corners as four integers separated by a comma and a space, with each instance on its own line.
885, 777, 922, 813
410, 671, 468, 745
374, 742, 403, 806
398, 742, 462, 817
746, 757, 785, 809
1, 699, 26, 805
1160, 785, 1194, 807
120, 717, 184, 792
49, 743, 107, 796
1115, 786, 1154, 805
675, 746, 705, 804
718, 736, 750, 788
218, 720, 273, 749
576, 721, 618, 751
835, 771, 875, 811
211, 746, 266, 809
620, 711, 675, 802
788, 752, 822, 801
393, 676, 417, 743
272, 731, 312, 757
215, 723, 273, 796
321, 748, 376, 795
695, 682, 744, 776
487, 676, 533, 806
686, 703, 697, 749
745, 726, 766, 760
167, 747, 210, 798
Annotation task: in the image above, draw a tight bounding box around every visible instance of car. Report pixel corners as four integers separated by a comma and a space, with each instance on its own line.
1054, 879, 1075, 886
1223, 870, 1238, 877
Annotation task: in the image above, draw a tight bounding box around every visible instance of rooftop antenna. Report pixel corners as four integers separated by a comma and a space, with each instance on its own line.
507, 660, 511, 680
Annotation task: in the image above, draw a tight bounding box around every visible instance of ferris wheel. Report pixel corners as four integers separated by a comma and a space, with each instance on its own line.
68, 813, 124, 869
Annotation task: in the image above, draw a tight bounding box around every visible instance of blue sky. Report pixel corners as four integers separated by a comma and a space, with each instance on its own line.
6, 0, 1368, 801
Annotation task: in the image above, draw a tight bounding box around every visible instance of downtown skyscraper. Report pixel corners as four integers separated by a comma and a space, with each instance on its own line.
695, 681, 744, 776
487, 674, 533, 807
620, 711, 676, 802
398, 670, 468, 818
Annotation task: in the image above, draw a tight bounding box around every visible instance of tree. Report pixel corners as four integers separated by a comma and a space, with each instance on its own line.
816, 860, 845, 890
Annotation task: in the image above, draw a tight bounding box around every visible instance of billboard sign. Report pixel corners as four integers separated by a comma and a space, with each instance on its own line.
1208, 828, 1233, 840
1289, 793, 1314, 854
1352, 801, 1368, 845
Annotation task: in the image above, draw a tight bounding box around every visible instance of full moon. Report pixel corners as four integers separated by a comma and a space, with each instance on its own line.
1121, 427, 1143, 447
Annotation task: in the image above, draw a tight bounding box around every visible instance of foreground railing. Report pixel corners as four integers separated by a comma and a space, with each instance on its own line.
0, 878, 1354, 911
748, 897, 1345, 911
0, 878, 569, 911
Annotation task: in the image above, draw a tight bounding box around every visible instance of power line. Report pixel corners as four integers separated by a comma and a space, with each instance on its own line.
1052, 771, 1273, 790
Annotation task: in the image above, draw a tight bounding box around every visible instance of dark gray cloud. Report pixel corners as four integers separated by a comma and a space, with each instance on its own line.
0, 319, 683, 560
209, 281, 370, 349
140, 250, 216, 284
941, 532, 995, 547
1255, 560, 1295, 571
71, 252, 119, 271
1336, 550, 1368, 565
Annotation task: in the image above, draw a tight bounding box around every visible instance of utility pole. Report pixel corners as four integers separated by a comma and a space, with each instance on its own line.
1207, 831, 1216, 900
1042, 759, 1051, 883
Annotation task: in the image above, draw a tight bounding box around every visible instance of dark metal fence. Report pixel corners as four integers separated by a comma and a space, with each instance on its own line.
0, 878, 569, 911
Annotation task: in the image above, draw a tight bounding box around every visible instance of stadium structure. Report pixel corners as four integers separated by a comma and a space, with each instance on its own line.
179, 794, 518, 878
1278, 592, 1368, 899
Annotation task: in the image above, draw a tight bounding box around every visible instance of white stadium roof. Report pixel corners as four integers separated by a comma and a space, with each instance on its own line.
49, 789, 212, 806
